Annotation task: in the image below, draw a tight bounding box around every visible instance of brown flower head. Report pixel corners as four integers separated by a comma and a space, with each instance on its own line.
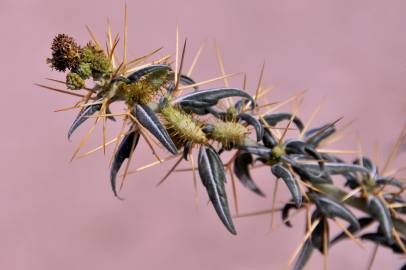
47, 34, 81, 72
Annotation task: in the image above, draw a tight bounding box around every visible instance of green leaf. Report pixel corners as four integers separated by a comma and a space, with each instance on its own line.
271, 163, 302, 208
134, 104, 177, 155
198, 145, 236, 235
173, 88, 255, 110
233, 152, 265, 197
262, 112, 304, 132
305, 123, 336, 148
309, 193, 360, 229
68, 99, 115, 140
127, 64, 171, 82
237, 113, 264, 141
281, 200, 297, 227
110, 127, 140, 198
292, 239, 314, 270
367, 195, 393, 244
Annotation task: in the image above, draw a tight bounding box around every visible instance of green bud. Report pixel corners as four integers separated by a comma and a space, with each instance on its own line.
75, 62, 92, 79
80, 44, 95, 63
272, 145, 285, 159
66, 72, 85, 90
91, 51, 112, 76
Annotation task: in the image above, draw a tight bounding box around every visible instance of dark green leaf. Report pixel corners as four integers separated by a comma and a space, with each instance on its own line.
298, 161, 370, 175
285, 140, 306, 154
110, 127, 140, 198
237, 145, 273, 159
68, 102, 101, 140
127, 64, 171, 82
292, 239, 314, 270
262, 112, 304, 132
376, 176, 404, 189
305, 123, 336, 148
311, 216, 329, 253
281, 201, 297, 227
134, 104, 177, 155
68, 100, 116, 140
367, 195, 393, 243
309, 193, 360, 229
233, 152, 265, 196
179, 74, 197, 89
198, 145, 236, 235
262, 129, 277, 148
237, 113, 264, 141
285, 156, 332, 184
173, 88, 255, 110
271, 163, 302, 208
182, 141, 192, 161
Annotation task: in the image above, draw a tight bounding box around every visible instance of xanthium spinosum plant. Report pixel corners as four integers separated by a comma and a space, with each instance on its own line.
38, 10, 406, 270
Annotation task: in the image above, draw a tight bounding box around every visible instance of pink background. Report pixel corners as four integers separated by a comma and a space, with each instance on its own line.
1, 0, 405, 269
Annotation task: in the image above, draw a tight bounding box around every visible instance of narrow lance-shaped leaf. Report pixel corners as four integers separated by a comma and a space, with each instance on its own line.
110, 127, 140, 198
262, 129, 277, 148
68, 100, 116, 140
237, 113, 264, 141
68, 102, 101, 140
281, 200, 298, 227
233, 152, 265, 197
293, 239, 314, 270
133, 104, 177, 155
309, 192, 360, 229
127, 64, 171, 82
304, 147, 325, 171
179, 74, 197, 89
271, 163, 302, 208
290, 164, 332, 184
367, 195, 393, 244
284, 156, 332, 184
237, 145, 273, 159
375, 176, 404, 189
296, 161, 370, 176
284, 141, 324, 171
293, 213, 327, 270
262, 112, 304, 132
176, 100, 214, 109
182, 141, 192, 161
172, 88, 255, 109
285, 140, 307, 154
305, 123, 336, 148
198, 144, 236, 235
311, 216, 329, 253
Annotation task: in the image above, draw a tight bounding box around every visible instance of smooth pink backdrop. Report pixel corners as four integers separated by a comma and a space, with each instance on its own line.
1, 0, 405, 269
